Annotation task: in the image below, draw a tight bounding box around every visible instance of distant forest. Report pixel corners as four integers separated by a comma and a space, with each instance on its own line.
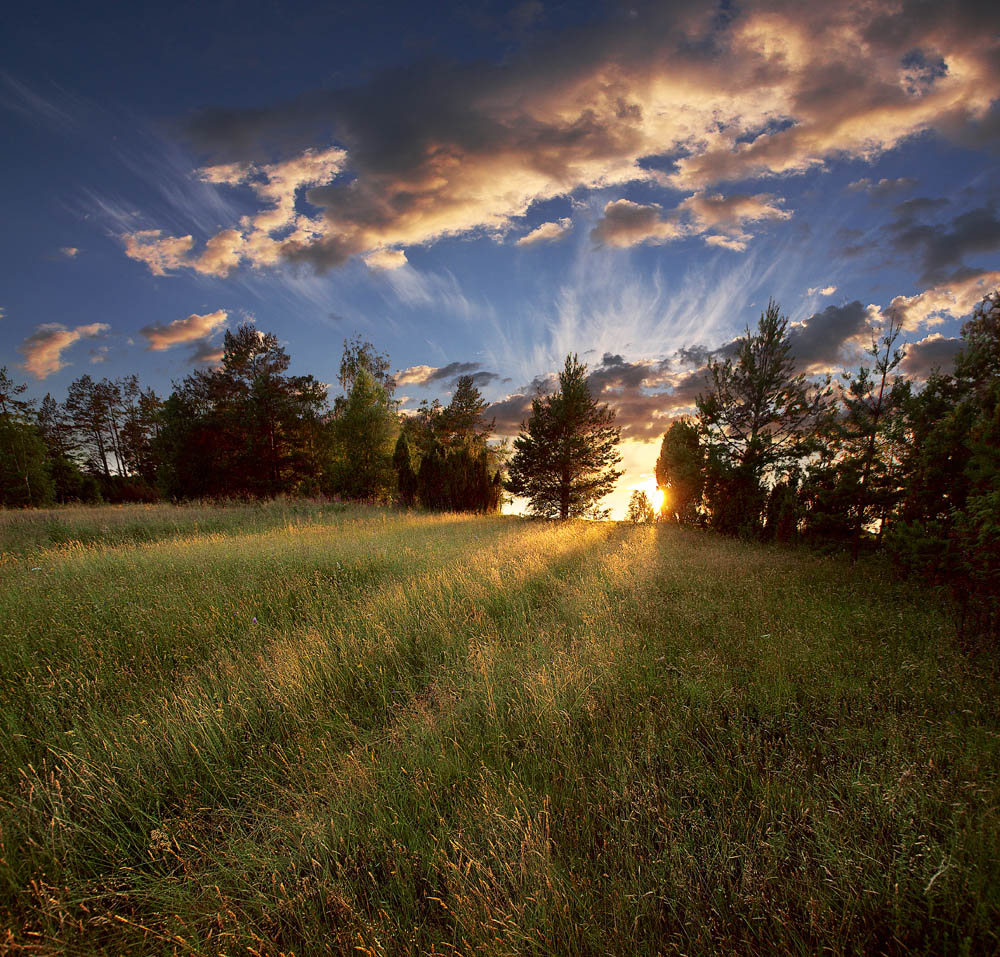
1, 290, 997, 636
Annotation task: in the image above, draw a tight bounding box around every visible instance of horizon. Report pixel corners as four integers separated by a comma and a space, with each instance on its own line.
3, 0, 999, 517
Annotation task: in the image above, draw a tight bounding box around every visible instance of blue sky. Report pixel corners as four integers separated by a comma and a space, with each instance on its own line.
3, 0, 999, 514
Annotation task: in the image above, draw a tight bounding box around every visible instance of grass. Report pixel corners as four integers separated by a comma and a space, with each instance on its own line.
0, 501, 997, 955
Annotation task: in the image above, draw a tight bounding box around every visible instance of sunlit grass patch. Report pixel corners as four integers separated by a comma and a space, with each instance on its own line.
0, 501, 997, 954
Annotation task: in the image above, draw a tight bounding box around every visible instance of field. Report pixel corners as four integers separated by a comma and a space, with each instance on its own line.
1, 502, 997, 955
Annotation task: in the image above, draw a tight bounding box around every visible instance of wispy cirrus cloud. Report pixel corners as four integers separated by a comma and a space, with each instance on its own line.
18, 322, 110, 378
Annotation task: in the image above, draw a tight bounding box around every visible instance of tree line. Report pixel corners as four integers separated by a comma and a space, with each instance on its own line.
0, 326, 505, 514
2, 290, 996, 634
650, 290, 999, 639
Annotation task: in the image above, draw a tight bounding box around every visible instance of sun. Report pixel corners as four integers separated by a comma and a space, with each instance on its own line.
652, 485, 665, 514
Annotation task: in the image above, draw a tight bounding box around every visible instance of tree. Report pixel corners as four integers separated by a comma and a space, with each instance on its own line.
336, 336, 395, 406
798, 313, 909, 551
0, 367, 53, 507
625, 490, 655, 524
438, 375, 495, 449
696, 300, 830, 536
655, 419, 705, 523
842, 312, 908, 559
156, 324, 329, 499
36, 393, 99, 503
330, 367, 398, 501
507, 354, 622, 519
393, 432, 418, 506
887, 289, 1000, 640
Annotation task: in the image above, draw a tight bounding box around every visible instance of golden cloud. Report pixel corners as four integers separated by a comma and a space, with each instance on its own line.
19, 322, 110, 378
140, 309, 228, 350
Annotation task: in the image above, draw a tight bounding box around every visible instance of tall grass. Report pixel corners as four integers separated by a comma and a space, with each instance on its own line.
0, 502, 997, 954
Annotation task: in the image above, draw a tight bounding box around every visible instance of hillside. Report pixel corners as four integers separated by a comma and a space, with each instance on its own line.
1, 503, 997, 954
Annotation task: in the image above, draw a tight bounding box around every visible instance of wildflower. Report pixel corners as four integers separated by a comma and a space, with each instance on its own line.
252, 616, 257, 624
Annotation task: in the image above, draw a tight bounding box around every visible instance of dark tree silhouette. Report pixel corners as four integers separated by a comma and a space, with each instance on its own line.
507, 354, 622, 519
697, 300, 830, 535
655, 419, 705, 524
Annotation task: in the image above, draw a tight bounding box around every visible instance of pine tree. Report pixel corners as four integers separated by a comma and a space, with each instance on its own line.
507, 355, 622, 519
697, 300, 830, 536
0, 367, 54, 507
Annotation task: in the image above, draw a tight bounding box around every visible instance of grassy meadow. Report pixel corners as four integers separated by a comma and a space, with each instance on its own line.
0, 502, 997, 955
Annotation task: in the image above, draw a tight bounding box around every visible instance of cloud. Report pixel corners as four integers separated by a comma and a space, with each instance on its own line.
364, 247, 408, 269
786, 300, 876, 372
140, 309, 228, 350
396, 360, 482, 386
60, 246, 79, 258
590, 200, 684, 247
488, 353, 711, 443
889, 202, 1000, 284
517, 218, 573, 246
591, 192, 790, 250
900, 333, 964, 378
847, 177, 918, 199
677, 191, 791, 250
136, 0, 997, 274
888, 269, 1000, 329
489, 297, 894, 441
18, 322, 110, 378
807, 284, 837, 296
188, 340, 226, 366
123, 147, 346, 277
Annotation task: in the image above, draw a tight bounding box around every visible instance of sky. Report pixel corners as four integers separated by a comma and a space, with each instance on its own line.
2, 0, 999, 516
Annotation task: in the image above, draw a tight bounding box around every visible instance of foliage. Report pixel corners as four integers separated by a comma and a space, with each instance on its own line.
0, 367, 54, 507
655, 419, 705, 524
507, 354, 622, 518
437, 374, 495, 449
625, 489, 655, 523
696, 300, 830, 536
393, 432, 418, 507
886, 290, 1000, 641
330, 366, 398, 501
156, 324, 329, 499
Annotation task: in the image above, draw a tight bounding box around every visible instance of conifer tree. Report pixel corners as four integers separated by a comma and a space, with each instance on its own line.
507, 354, 622, 519
696, 300, 830, 535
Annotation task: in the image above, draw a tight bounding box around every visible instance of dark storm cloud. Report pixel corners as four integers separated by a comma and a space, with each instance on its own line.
120, 0, 1000, 277
786, 301, 873, 372
890, 202, 1000, 283
900, 334, 964, 377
